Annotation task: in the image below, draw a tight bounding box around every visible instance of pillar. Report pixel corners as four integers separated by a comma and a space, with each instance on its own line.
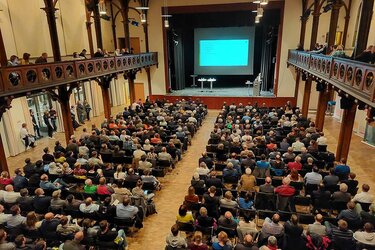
120, 0, 131, 49
301, 77, 312, 118
315, 84, 332, 131
327, 0, 341, 54
42, 0, 61, 61
354, 0, 374, 57
336, 100, 357, 161
85, 7, 95, 57
0, 134, 8, 172
0, 97, 13, 172
309, 0, 321, 50
342, 0, 352, 48
97, 76, 112, 119
143, 14, 152, 97
0, 26, 7, 67
127, 71, 137, 103
93, 1, 104, 49
110, 0, 118, 50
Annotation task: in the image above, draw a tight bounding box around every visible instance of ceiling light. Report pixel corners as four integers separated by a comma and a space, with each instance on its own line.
252, 10, 257, 13
257, 7, 263, 17
140, 13, 146, 23
255, 16, 260, 23
260, 0, 268, 5
161, 14, 172, 17
135, 7, 149, 10
98, 1, 107, 15
164, 19, 169, 28
253, 0, 261, 3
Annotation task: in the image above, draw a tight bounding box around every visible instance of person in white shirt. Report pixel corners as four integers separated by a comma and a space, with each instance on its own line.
292, 138, 304, 151
316, 132, 328, 146
304, 166, 323, 185
20, 123, 35, 148
352, 184, 374, 204
354, 222, 375, 247
0, 205, 11, 224
2, 185, 21, 204
79, 198, 99, 214
195, 162, 210, 176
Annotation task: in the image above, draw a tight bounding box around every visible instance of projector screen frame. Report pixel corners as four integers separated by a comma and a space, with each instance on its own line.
194, 27, 255, 75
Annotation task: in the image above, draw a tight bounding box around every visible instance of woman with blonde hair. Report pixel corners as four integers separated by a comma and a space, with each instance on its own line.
24, 211, 42, 230
196, 162, 210, 176
212, 231, 231, 250
114, 164, 126, 180
188, 231, 208, 250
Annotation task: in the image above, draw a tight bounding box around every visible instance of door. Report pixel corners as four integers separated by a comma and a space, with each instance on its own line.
130, 37, 141, 53
134, 82, 145, 102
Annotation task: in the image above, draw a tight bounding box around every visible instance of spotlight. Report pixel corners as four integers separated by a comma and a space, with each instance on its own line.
255, 16, 260, 23
164, 19, 169, 28
257, 7, 263, 17
260, 0, 268, 5
253, 0, 261, 3
140, 13, 146, 23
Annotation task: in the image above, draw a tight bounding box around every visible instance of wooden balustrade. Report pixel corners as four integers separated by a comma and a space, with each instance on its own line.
287, 50, 375, 107
0, 52, 158, 98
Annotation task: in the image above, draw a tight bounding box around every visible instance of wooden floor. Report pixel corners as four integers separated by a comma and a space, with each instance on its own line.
5, 107, 375, 249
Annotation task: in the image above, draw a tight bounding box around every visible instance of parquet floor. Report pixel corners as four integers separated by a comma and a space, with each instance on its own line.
5, 108, 375, 249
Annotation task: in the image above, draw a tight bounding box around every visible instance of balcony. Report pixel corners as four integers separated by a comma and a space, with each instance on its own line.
0, 52, 158, 98
287, 50, 375, 107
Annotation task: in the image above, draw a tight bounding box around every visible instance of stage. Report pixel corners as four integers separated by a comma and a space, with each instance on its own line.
168, 87, 274, 97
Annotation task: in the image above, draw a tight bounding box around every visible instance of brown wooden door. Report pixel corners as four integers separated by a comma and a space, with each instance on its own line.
130, 37, 141, 53
134, 82, 145, 102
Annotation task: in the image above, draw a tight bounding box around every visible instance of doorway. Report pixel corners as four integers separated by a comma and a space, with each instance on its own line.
134, 82, 145, 102
118, 37, 141, 53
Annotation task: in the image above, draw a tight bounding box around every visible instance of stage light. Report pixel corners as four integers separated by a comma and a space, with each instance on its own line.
164, 19, 169, 28
260, 0, 268, 5
255, 16, 260, 23
253, 0, 261, 3
140, 13, 146, 23
257, 7, 263, 17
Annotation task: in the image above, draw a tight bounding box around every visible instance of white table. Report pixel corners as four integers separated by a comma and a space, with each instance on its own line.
198, 78, 207, 90
190, 74, 198, 87
207, 78, 216, 90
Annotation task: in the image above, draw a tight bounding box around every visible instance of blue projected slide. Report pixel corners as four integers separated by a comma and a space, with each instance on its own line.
199, 39, 249, 67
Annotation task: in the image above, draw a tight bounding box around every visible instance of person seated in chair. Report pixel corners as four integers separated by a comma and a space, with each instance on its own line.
1, 184, 21, 204
50, 190, 66, 211
165, 224, 187, 249
332, 183, 351, 203
97, 220, 127, 249
33, 188, 52, 214
223, 162, 239, 182
39, 212, 60, 240
260, 213, 284, 239
39, 174, 66, 190
306, 214, 327, 236
352, 184, 374, 204
56, 215, 81, 237
220, 191, 238, 209
337, 201, 361, 229
5, 205, 26, 228
0, 229, 15, 250
323, 168, 340, 187
116, 195, 139, 219
334, 158, 350, 180
259, 177, 274, 193
218, 211, 238, 230
176, 204, 194, 225
259, 235, 279, 250
353, 222, 375, 247
79, 197, 99, 214
195, 207, 216, 231
325, 219, 353, 244
235, 234, 259, 250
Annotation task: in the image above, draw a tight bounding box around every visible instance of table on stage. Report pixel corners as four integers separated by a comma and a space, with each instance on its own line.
198, 78, 207, 90
207, 78, 216, 91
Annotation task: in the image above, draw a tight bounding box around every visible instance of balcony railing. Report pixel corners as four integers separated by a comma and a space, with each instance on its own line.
0, 52, 158, 98
287, 50, 375, 107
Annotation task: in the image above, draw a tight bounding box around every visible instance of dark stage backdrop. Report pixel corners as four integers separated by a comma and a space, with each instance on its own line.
167, 9, 281, 90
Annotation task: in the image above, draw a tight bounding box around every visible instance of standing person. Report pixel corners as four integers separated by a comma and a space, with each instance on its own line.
84, 100, 91, 121
49, 107, 57, 132
76, 101, 85, 124
70, 106, 80, 130
43, 111, 54, 139
30, 109, 41, 138
20, 123, 35, 149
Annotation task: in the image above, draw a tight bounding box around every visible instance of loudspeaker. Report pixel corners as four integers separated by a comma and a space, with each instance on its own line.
340, 97, 353, 109
316, 82, 326, 91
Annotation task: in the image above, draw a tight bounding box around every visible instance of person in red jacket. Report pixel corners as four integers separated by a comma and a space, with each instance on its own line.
274, 178, 295, 197
287, 156, 302, 171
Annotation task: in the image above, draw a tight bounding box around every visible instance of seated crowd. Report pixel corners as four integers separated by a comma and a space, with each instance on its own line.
165, 102, 375, 250
0, 98, 207, 249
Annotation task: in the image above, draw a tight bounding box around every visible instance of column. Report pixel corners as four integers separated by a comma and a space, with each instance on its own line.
309, 0, 321, 50
315, 84, 332, 131
301, 76, 312, 118
42, 0, 61, 61
127, 71, 137, 103
98, 76, 112, 119
120, 0, 131, 49
327, 0, 341, 54
342, 0, 352, 48
93, 1, 104, 49
336, 100, 357, 161
110, 0, 118, 50
354, 0, 374, 57
0, 97, 13, 172
0, 26, 7, 67
85, 8, 95, 57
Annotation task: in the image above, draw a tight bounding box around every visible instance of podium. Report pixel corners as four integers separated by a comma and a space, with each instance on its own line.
253, 74, 262, 97
190, 74, 198, 87
198, 78, 207, 90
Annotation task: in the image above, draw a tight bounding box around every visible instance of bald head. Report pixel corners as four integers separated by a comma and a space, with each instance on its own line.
5, 185, 13, 192
272, 214, 280, 224
315, 214, 323, 223
265, 177, 272, 184
243, 234, 253, 244
74, 231, 84, 241
224, 211, 233, 219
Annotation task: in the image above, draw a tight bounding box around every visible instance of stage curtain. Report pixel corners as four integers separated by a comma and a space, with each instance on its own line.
173, 30, 185, 90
